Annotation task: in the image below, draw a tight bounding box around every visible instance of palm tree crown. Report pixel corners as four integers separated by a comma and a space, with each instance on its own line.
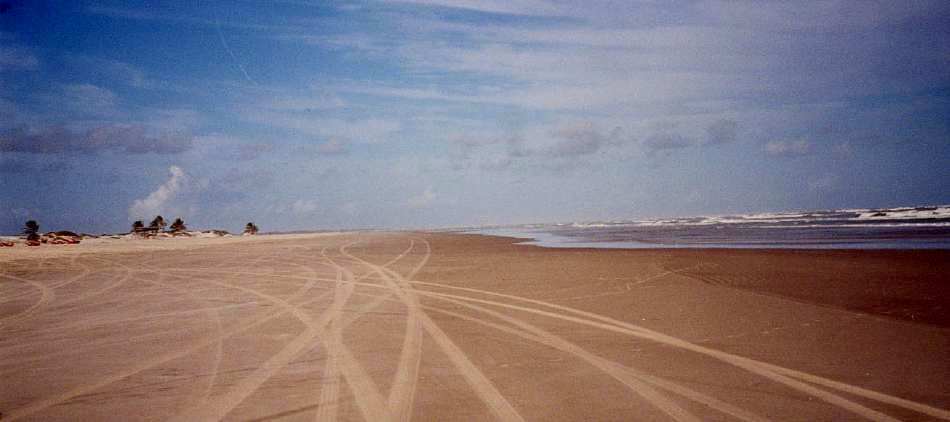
24, 220, 39, 235
170, 218, 187, 232
150, 215, 166, 230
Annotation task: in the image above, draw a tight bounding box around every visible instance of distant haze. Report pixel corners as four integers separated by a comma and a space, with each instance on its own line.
2, 1, 949, 234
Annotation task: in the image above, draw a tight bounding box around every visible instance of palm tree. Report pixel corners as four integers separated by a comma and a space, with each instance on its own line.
244, 222, 259, 235
24, 220, 39, 235
150, 215, 166, 232
24, 220, 40, 243
170, 217, 186, 232
132, 220, 144, 232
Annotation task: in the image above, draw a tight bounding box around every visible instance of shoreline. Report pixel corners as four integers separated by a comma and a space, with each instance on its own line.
467, 227, 950, 250
463, 231, 950, 252
442, 233, 950, 328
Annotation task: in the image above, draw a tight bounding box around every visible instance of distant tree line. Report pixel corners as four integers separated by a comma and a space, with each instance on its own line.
129, 215, 189, 234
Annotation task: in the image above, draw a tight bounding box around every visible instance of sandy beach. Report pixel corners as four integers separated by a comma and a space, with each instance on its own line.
1, 232, 948, 421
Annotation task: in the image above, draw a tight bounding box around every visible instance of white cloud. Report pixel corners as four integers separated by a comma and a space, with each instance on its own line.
704, 119, 739, 145
57, 84, 119, 117
316, 138, 349, 155
350, 34, 763, 113
444, 121, 631, 171
247, 111, 401, 144
336, 81, 486, 104
383, 0, 562, 16
309, 2, 950, 119
340, 201, 359, 216
144, 108, 201, 132
0, 45, 39, 71
538, 122, 625, 157
265, 94, 346, 111
765, 139, 812, 157
237, 143, 274, 160
695, 0, 943, 32
479, 155, 512, 171
129, 166, 188, 220
291, 199, 319, 214
85, 4, 289, 31
407, 187, 436, 209
1, 125, 194, 155
643, 132, 694, 151
68, 56, 152, 88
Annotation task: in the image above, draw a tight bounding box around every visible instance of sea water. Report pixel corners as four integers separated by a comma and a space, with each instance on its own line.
466, 206, 950, 249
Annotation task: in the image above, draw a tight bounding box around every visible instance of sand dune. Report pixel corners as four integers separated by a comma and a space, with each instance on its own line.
1, 232, 947, 421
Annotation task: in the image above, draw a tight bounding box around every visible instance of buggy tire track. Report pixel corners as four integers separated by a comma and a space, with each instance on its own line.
346, 247, 524, 422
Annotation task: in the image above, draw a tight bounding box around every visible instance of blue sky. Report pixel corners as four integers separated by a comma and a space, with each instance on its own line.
2, 0, 949, 234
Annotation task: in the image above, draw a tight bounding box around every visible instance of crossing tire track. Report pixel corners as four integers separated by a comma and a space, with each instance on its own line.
346, 248, 524, 422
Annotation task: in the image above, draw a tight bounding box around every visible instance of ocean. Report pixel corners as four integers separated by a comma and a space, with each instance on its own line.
468, 205, 950, 249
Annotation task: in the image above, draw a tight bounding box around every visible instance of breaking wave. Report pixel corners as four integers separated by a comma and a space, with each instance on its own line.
472, 205, 950, 249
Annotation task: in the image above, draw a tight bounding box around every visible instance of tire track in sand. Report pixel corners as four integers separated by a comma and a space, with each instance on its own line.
0, 254, 90, 304
166, 270, 355, 422
325, 239, 422, 421
403, 277, 950, 421
0, 273, 54, 326
345, 242, 524, 422
383, 239, 431, 421
48, 259, 134, 310
334, 286, 767, 422
137, 249, 677, 421
168, 244, 394, 422
322, 281, 774, 422
0, 252, 96, 326
131, 249, 286, 412
46, 235, 940, 421
133, 264, 226, 411
422, 295, 766, 422
314, 246, 356, 422
341, 239, 426, 422
407, 287, 931, 422
314, 239, 425, 422
2, 264, 335, 422
134, 260, 949, 420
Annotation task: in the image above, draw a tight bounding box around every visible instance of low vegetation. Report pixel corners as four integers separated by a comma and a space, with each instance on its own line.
3, 216, 253, 247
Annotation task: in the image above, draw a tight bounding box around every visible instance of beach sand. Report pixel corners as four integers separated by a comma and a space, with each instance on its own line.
1, 232, 947, 421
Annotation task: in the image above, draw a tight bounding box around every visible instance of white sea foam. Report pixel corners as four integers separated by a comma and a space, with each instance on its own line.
759, 222, 950, 229
506, 205, 950, 234
608, 205, 950, 228
473, 204, 950, 250
855, 206, 950, 220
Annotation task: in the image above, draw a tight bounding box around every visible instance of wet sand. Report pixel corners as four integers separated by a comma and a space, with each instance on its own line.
1, 232, 948, 421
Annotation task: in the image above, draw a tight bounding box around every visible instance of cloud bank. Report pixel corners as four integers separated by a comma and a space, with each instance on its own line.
0, 125, 194, 155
